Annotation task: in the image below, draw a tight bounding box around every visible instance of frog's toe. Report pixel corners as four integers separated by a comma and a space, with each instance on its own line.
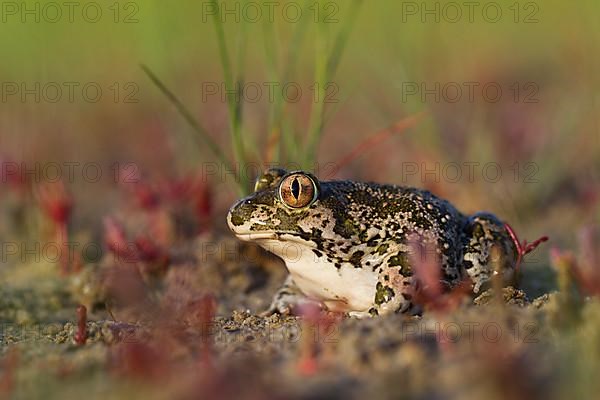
260, 299, 293, 316
347, 310, 373, 318
261, 276, 313, 316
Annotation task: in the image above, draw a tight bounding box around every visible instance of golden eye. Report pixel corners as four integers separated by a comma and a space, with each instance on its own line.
278, 173, 318, 208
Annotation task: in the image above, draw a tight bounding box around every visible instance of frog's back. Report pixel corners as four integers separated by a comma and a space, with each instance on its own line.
320, 180, 467, 279
321, 179, 466, 235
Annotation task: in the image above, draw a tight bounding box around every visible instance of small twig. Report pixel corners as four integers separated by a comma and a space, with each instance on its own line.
105, 302, 117, 322
332, 112, 427, 175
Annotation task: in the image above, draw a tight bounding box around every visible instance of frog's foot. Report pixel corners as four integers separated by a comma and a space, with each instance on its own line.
260, 276, 323, 316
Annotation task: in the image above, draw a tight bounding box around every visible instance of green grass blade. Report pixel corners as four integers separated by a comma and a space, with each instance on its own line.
326, 0, 363, 79
208, 0, 233, 86
262, 16, 281, 163
267, 0, 313, 164
303, 13, 330, 168
140, 64, 245, 196
209, 0, 247, 189
304, 0, 363, 168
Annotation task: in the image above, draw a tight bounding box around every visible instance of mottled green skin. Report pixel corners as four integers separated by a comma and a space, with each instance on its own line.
227, 169, 518, 316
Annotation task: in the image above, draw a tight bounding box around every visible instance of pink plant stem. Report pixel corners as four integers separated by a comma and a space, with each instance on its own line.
197, 295, 216, 368
75, 305, 87, 345
296, 304, 325, 376
0, 348, 18, 396
57, 223, 69, 275
297, 325, 318, 376
505, 223, 549, 272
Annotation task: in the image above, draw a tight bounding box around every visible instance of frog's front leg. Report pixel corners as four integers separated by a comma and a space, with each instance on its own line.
261, 275, 323, 316
461, 212, 519, 294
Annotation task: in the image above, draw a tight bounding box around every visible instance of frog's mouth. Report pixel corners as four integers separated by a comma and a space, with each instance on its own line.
232, 230, 317, 248
227, 208, 319, 249
232, 231, 278, 241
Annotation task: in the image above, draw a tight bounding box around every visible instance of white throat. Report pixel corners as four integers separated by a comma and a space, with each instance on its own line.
255, 237, 378, 313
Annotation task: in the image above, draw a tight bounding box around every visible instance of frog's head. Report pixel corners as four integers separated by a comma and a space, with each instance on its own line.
227, 168, 339, 247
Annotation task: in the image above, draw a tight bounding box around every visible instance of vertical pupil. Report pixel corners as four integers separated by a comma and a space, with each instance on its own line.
291, 177, 301, 199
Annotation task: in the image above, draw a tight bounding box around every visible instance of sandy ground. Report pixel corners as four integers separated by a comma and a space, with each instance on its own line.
6, 230, 592, 400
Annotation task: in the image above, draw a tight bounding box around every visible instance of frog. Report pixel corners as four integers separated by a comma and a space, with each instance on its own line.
227, 168, 520, 317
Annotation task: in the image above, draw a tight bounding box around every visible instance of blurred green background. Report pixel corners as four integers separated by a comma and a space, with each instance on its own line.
1, 3, 600, 398
1, 0, 598, 257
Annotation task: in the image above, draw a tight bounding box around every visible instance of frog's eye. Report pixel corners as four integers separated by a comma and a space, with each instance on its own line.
278, 173, 318, 208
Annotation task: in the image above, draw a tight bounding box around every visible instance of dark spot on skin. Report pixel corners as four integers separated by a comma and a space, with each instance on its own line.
388, 252, 412, 276
230, 213, 245, 227
270, 208, 309, 234
366, 238, 380, 247
310, 228, 323, 239
349, 251, 364, 268
358, 230, 369, 242
375, 282, 395, 305
472, 223, 484, 239
312, 249, 323, 258
340, 245, 354, 254
388, 255, 401, 267
376, 244, 389, 255
251, 189, 277, 206
335, 218, 358, 239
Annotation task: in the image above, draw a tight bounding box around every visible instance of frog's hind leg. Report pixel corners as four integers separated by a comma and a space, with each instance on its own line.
461, 212, 519, 294
261, 275, 321, 316
369, 272, 419, 317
